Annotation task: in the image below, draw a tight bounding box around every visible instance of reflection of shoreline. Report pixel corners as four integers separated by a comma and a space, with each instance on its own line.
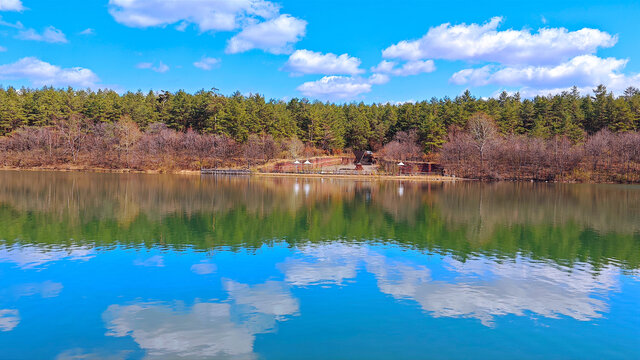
0, 171, 638, 269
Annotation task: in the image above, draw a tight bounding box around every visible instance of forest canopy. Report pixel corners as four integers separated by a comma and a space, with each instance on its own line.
1, 84, 639, 152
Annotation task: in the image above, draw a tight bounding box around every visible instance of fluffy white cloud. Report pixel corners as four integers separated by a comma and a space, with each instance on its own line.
296, 75, 374, 100
382, 17, 617, 65
0, 309, 19, 332
16, 26, 68, 43
226, 14, 306, 54
193, 56, 220, 70
109, 0, 306, 55
450, 55, 640, 94
283, 49, 364, 76
371, 59, 435, 76
108, 0, 280, 32
136, 61, 169, 73
368, 73, 390, 85
0, 0, 24, 11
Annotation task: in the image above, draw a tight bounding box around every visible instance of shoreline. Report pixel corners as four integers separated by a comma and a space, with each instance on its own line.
1, 166, 634, 184
0, 166, 458, 181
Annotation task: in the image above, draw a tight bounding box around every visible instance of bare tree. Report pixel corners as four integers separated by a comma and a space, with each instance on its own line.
114, 115, 142, 168
56, 114, 89, 163
467, 113, 497, 168
379, 130, 422, 161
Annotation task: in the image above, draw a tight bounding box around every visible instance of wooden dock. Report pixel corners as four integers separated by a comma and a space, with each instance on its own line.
201, 169, 251, 175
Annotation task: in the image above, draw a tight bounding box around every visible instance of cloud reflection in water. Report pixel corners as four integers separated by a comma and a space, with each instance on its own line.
103, 280, 299, 359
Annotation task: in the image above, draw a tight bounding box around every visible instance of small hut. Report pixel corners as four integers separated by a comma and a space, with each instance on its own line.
353, 150, 375, 165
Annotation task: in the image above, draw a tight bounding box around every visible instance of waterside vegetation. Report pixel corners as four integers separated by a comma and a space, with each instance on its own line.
1, 85, 640, 182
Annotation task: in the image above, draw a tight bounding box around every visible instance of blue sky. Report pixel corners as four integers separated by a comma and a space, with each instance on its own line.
0, 0, 639, 102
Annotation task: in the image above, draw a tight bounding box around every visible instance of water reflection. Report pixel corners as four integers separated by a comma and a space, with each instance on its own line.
371, 256, 612, 327
103, 280, 298, 360
0, 171, 638, 269
191, 261, 216, 275
0, 244, 94, 269
0, 309, 19, 331
3, 281, 63, 300
0, 172, 638, 359
281, 243, 616, 327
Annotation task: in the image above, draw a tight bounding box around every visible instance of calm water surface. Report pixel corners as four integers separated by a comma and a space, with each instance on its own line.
0, 171, 639, 359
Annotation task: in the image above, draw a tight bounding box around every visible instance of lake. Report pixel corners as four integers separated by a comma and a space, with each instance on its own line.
0, 171, 638, 359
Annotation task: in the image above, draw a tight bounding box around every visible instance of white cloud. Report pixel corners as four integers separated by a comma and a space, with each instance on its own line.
226, 14, 306, 54
283, 49, 363, 76
0, 244, 95, 269
108, 0, 280, 32
0, 0, 24, 11
16, 26, 68, 43
371, 60, 395, 74
193, 56, 220, 70
450, 55, 640, 94
382, 17, 617, 65
296, 76, 374, 100
0, 309, 19, 332
368, 73, 390, 85
372, 59, 435, 76
0, 16, 23, 29
79, 28, 95, 35
136, 61, 169, 73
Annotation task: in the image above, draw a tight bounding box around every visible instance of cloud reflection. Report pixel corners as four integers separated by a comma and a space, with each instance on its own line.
0, 309, 20, 331
103, 280, 298, 359
281, 243, 617, 326
278, 243, 366, 286
4, 280, 63, 299
133, 255, 165, 267
191, 261, 216, 275
0, 244, 94, 269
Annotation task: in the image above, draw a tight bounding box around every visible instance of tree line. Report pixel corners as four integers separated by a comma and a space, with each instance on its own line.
1, 84, 640, 180
1, 85, 639, 149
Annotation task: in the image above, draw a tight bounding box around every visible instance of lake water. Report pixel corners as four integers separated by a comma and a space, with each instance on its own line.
0, 171, 638, 359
